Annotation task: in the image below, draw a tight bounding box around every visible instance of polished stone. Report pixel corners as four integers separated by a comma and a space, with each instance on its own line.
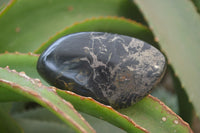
37, 32, 166, 108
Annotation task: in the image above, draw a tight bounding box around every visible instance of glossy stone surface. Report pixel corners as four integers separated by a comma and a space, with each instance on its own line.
37, 32, 166, 108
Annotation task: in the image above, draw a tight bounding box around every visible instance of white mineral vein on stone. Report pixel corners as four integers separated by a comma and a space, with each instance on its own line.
106, 53, 112, 65
81, 47, 107, 68
79, 33, 110, 90
91, 32, 108, 52
99, 44, 107, 54
127, 66, 135, 71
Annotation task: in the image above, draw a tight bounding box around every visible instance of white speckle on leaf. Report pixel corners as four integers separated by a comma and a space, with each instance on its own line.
174, 119, 179, 124
162, 117, 167, 122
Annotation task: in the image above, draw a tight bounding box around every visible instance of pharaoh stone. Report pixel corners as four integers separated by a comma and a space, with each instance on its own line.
37, 32, 166, 108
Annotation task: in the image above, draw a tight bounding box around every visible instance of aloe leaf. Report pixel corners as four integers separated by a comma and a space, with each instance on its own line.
0, 0, 145, 53
35, 17, 156, 54
191, 0, 200, 12
13, 107, 125, 133
15, 118, 75, 133
0, 0, 9, 11
13, 107, 63, 123
57, 89, 147, 133
119, 95, 193, 133
0, 53, 35, 101
0, 52, 39, 78
0, 52, 48, 85
16, 118, 75, 133
0, 108, 23, 133
80, 112, 125, 133
0, 0, 16, 15
134, 0, 200, 118
151, 86, 179, 114
57, 89, 193, 133
0, 102, 13, 112
0, 53, 38, 101
168, 66, 193, 124
0, 67, 95, 133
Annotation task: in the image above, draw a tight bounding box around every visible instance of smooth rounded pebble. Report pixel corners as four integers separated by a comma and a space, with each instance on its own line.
37, 32, 166, 108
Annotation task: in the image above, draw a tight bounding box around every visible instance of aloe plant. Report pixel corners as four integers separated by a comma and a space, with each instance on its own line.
0, 0, 199, 132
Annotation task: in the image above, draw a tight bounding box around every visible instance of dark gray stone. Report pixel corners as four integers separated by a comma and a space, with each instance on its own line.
37, 32, 166, 108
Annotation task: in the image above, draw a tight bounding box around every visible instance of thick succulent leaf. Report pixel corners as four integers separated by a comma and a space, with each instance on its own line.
0, 53, 35, 101
0, 0, 16, 14
13, 107, 125, 133
80, 112, 125, 133
0, 102, 13, 113
0, 52, 47, 85
134, 0, 200, 118
0, 108, 23, 133
119, 95, 192, 133
13, 106, 64, 123
57, 89, 147, 133
168, 66, 193, 124
15, 118, 75, 133
57, 89, 193, 133
0, 0, 9, 11
191, 0, 200, 13
0, 84, 28, 102
35, 17, 156, 54
0, 67, 95, 133
151, 86, 179, 114
15, 114, 124, 133
0, 0, 145, 53
0, 52, 39, 77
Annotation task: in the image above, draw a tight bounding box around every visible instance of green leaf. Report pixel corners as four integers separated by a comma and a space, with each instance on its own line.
80, 112, 125, 133
13, 106, 64, 123
0, 53, 39, 78
0, 53, 50, 101
151, 86, 179, 114
0, 52, 47, 85
191, 0, 200, 13
134, 0, 200, 118
57, 89, 147, 133
0, 102, 13, 113
13, 107, 125, 133
0, 0, 16, 14
0, 0, 9, 11
167, 66, 193, 124
57, 89, 193, 133
0, 108, 23, 133
0, 84, 28, 102
0, 67, 95, 133
0, 0, 145, 53
35, 17, 156, 54
14, 118, 75, 133
119, 95, 192, 133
